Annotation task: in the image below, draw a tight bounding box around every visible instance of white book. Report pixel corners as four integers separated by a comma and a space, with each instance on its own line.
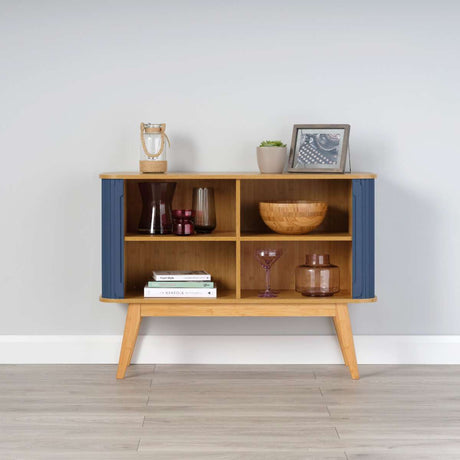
144, 286, 217, 298
152, 270, 211, 281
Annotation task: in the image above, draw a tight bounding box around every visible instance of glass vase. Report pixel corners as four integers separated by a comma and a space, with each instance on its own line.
295, 254, 340, 297
138, 182, 176, 234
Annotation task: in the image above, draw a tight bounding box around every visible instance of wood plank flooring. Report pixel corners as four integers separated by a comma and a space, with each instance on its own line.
0, 364, 459, 459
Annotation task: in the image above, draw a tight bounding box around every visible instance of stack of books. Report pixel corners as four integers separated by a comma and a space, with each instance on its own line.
144, 270, 217, 298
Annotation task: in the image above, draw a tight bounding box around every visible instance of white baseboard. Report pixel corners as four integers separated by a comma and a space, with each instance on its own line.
1, 335, 460, 364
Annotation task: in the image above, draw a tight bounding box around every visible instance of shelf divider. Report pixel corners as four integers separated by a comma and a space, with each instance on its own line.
236, 179, 241, 298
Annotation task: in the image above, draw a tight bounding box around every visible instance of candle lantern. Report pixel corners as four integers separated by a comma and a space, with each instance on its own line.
139, 122, 170, 173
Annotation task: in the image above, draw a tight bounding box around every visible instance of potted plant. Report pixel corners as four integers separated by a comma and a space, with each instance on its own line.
257, 140, 287, 174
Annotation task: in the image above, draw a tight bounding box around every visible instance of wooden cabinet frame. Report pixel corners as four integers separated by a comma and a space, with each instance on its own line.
100, 172, 376, 379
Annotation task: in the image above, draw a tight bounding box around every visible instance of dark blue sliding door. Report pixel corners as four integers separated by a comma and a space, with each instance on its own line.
352, 179, 375, 299
102, 179, 124, 299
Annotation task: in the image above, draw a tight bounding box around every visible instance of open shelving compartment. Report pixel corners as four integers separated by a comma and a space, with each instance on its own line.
124, 178, 237, 240
123, 177, 238, 301
239, 240, 352, 301
120, 175, 356, 302
240, 178, 352, 239
124, 241, 237, 301
237, 178, 353, 301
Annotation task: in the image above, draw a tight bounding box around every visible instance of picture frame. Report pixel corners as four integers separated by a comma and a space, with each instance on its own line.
288, 124, 350, 173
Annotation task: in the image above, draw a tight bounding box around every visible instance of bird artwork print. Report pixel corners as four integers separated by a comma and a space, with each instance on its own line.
296, 133, 341, 167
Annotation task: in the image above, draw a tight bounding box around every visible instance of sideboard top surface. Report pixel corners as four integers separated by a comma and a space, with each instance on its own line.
99, 172, 377, 180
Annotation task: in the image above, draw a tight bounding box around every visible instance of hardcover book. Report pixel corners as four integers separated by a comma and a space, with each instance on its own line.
147, 281, 214, 288
152, 270, 211, 281
144, 285, 217, 298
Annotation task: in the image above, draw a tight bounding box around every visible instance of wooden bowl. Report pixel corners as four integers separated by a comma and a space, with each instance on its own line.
259, 201, 328, 235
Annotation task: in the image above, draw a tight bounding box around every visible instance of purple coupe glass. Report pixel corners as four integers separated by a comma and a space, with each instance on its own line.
255, 248, 283, 298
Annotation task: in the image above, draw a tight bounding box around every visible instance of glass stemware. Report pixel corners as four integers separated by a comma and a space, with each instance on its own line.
255, 248, 283, 298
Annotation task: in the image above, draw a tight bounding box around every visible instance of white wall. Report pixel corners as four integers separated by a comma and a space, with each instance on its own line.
1, 0, 459, 339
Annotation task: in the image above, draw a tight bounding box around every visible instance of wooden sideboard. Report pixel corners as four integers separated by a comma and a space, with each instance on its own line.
100, 172, 376, 379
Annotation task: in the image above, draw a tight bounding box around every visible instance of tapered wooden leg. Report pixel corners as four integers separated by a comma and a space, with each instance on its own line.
117, 303, 141, 379
333, 316, 349, 367
334, 304, 359, 380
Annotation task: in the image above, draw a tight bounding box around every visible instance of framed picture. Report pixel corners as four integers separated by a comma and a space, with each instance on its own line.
288, 124, 350, 173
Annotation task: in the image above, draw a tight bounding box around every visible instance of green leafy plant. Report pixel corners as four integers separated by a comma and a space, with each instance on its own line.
259, 140, 286, 148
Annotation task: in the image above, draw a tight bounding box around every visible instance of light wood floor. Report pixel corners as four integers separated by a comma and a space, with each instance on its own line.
0, 365, 459, 459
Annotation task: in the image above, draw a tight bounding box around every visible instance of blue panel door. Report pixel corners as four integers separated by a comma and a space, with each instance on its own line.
102, 179, 124, 299
352, 179, 375, 299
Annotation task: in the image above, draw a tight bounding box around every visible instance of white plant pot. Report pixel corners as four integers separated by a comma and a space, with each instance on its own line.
256, 146, 287, 174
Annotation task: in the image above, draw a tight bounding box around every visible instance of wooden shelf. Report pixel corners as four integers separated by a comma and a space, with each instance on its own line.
101, 289, 237, 303
240, 290, 376, 304
100, 172, 377, 180
125, 232, 351, 242
100, 290, 376, 305
125, 232, 236, 242
240, 232, 352, 242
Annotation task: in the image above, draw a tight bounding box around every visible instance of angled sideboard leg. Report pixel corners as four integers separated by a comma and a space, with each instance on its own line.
333, 315, 349, 367
117, 303, 141, 379
334, 304, 359, 380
